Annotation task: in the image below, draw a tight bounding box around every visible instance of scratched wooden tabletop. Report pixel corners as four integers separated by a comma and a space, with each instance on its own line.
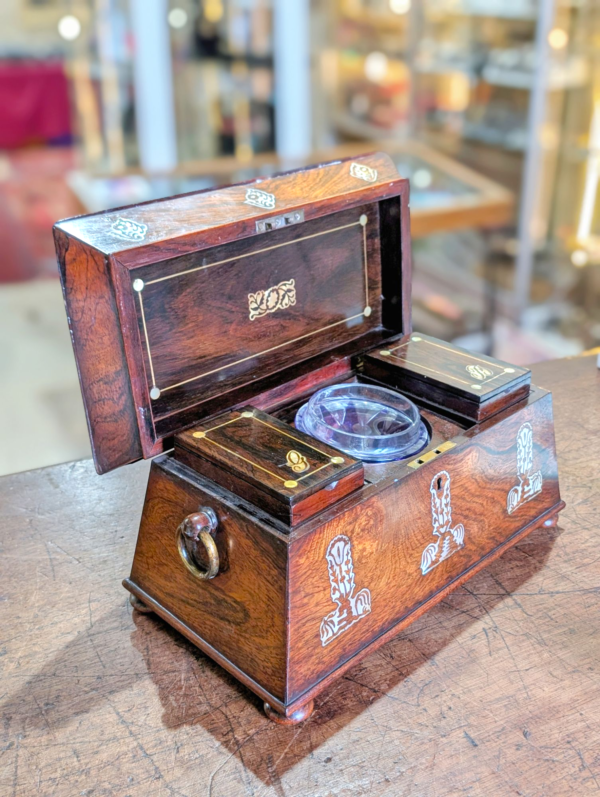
1, 355, 599, 797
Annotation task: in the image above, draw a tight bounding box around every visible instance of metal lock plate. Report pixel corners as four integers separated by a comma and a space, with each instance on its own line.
256, 210, 304, 233
407, 440, 457, 470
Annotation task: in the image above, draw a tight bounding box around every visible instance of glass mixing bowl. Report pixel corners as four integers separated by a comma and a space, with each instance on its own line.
295, 383, 429, 462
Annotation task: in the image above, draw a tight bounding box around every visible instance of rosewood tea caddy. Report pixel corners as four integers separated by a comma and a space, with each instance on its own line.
54, 154, 564, 725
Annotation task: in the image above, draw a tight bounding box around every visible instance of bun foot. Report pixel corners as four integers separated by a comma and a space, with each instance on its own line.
264, 700, 314, 725
129, 594, 153, 614
543, 514, 560, 528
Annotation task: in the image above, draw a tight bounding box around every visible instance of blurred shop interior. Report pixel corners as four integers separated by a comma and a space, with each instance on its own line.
1, 0, 599, 474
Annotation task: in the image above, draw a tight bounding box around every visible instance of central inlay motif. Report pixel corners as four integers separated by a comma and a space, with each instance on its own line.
248, 278, 296, 321
420, 470, 466, 575
286, 450, 309, 473
466, 364, 493, 380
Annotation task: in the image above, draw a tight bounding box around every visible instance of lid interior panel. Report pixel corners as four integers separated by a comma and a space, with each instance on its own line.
125, 202, 386, 426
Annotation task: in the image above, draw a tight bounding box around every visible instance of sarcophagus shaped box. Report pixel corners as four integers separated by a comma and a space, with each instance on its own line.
54, 154, 563, 724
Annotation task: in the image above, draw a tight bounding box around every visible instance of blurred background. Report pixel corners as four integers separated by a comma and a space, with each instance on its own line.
1, 0, 599, 475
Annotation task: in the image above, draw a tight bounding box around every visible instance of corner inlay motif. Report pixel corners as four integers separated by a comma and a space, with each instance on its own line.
111, 218, 148, 242
507, 422, 543, 514
350, 163, 378, 183
245, 188, 276, 210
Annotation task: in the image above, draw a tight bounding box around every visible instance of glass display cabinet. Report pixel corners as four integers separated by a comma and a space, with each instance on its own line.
65, 0, 275, 171
61, 0, 600, 354
544, 2, 600, 350
317, 0, 599, 355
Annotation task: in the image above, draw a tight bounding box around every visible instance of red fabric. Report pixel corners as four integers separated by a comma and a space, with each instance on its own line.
0, 60, 72, 149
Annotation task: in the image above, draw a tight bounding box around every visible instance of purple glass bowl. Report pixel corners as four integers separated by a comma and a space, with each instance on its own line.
295, 383, 429, 462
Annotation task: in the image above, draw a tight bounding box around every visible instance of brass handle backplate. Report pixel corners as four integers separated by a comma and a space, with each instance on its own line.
177, 508, 219, 580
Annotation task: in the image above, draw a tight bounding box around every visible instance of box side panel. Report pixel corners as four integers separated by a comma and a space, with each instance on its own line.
54, 228, 142, 473
129, 459, 288, 701
392, 192, 412, 337
287, 392, 560, 702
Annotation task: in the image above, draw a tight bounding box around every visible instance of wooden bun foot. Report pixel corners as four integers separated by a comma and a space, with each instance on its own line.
129, 594, 153, 614
264, 700, 314, 725
543, 514, 560, 528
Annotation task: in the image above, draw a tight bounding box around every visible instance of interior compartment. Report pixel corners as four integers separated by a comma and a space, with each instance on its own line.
362, 333, 531, 422
173, 365, 472, 526
267, 373, 470, 488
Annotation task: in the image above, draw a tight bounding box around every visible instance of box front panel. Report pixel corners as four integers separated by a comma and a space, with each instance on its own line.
287, 392, 560, 702
125, 203, 383, 426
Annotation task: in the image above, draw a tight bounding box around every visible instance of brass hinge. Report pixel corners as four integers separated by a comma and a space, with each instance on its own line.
407, 440, 456, 470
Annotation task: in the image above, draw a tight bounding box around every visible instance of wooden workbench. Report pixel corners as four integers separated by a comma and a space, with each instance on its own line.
1, 356, 598, 796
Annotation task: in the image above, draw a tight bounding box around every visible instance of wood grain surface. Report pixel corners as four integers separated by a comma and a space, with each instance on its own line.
54, 230, 143, 473
0, 355, 599, 796
129, 459, 289, 700
286, 388, 561, 703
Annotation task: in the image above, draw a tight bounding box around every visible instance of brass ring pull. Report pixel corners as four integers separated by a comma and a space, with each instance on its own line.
176, 508, 219, 580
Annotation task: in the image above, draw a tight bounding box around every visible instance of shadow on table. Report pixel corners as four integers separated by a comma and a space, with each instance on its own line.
128, 524, 560, 788
0, 524, 559, 791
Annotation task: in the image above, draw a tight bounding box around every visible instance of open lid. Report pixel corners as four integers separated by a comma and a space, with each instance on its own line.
54, 153, 412, 473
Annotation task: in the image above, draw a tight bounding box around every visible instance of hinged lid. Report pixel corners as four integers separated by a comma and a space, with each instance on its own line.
363, 333, 531, 421
174, 406, 364, 527
54, 153, 411, 473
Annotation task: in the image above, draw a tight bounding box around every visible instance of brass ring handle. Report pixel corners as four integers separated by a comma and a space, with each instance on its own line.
176, 508, 219, 580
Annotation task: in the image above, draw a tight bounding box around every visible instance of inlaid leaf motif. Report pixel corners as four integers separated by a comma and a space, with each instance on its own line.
248, 279, 296, 321
507, 422, 543, 514
420, 470, 466, 576
516, 423, 534, 477
319, 534, 371, 646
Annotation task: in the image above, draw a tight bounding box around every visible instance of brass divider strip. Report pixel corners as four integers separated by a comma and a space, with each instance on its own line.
297, 462, 332, 482
478, 372, 504, 387
251, 416, 332, 459
199, 416, 241, 434
388, 357, 475, 388
362, 223, 369, 303
201, 436, 287, 483
162, 313, 365, 393
137, 291, 157, 388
